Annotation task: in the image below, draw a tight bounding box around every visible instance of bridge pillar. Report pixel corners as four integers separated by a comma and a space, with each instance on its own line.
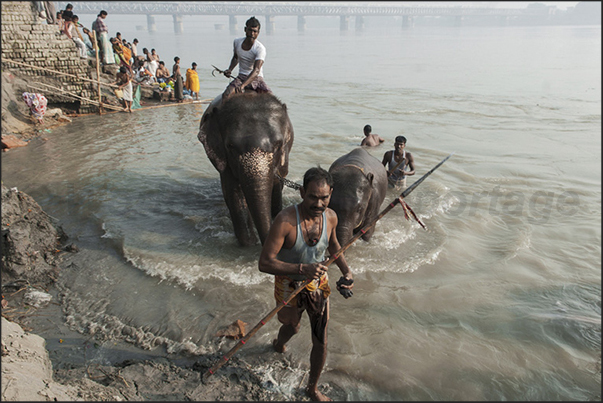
147, 15, 156, 33
355, 15, 364, 31
340, 15, 349, 31
402, 15, 414, 28
297, 15, 306, 32
265, 15, 275, 35
229, 15, 237, 35
173, 14, 183, 34
454, 16, 463, 27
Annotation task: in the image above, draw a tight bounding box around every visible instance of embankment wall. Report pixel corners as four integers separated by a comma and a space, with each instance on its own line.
1, 1, 98, 113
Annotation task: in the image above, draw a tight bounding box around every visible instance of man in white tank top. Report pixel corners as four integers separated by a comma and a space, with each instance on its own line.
381, 135, 416, 189
222, 16, 272, 100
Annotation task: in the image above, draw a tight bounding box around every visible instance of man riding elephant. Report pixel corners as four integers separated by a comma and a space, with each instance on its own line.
221, 16, 272, 101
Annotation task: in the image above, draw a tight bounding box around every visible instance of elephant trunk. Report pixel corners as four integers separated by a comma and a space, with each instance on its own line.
238, 149, 276, 245
336, 221, 356, 247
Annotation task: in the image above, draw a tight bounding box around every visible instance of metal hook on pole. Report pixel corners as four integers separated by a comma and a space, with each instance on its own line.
211, 64, 234, 81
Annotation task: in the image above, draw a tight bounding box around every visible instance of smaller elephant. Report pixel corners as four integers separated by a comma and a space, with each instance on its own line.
328, 147, 388, 246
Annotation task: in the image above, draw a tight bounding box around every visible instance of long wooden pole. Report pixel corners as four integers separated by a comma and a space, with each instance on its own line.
131, 98, 213, 111
203, 153, 454, 379
93, 30, 103, 115
62, 98, 214, 117
28, 82, 124, 112
31, 81, 211, 114
1, 57, 118, 88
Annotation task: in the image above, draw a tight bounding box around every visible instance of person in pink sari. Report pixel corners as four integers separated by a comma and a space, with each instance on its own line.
22, 92, 48, 124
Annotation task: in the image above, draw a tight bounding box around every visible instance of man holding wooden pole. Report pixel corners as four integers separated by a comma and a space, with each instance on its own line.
258, 167, 354, 402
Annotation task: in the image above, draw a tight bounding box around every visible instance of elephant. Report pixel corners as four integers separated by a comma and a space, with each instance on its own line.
198, 92, 294, 246
328, 147, 388, 246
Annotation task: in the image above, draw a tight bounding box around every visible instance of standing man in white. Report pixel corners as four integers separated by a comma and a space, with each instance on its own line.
222, 16, 273, 100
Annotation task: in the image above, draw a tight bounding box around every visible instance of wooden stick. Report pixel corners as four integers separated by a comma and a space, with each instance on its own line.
31, 80, 212, 114
28, 82, 124, 112
203, 153, 454, 379
68, 99, 212, 115
387, 154, 407, 177
1, 57, 119, 88
131, 98, 212, 111
93, 30, 103, 114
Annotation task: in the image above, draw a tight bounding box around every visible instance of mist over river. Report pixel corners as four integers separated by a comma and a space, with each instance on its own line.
2, 16, 600, 400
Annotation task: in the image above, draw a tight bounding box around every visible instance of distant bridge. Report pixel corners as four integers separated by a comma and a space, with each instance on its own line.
57, 1, 553, 34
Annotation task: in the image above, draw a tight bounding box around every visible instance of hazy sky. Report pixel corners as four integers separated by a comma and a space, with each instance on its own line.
358, 2, 580, 9
471, 1, 580, 9
60, 1, 582, 10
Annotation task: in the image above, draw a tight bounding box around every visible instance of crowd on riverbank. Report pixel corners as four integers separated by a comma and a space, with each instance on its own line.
33, 1, 202, 112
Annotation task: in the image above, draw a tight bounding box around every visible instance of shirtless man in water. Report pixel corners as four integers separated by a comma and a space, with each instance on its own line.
360, 124, 385, 147
259, 167, 354, 401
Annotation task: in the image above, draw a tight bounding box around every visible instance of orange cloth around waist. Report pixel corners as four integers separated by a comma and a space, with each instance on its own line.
274, 274, 331, 307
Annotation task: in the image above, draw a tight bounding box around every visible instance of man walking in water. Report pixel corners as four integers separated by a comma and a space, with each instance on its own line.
221, 16, 272, 99
360, 124, 385, 147
382, 135, 415, 188
259, 167, 354, 402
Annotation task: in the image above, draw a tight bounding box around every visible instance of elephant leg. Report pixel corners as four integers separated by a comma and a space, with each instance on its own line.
360, 225, 376, 242
220, 170, 258, 246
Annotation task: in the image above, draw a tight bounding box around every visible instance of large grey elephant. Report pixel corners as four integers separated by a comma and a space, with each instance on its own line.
328, 147, 388, 246
198, 93, 294, 246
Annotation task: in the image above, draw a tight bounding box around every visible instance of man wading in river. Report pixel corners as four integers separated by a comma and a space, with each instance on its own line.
382, 135, 415, 189
259, 167, 354, 402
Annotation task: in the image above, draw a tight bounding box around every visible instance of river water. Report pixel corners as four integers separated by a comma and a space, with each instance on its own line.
2, 15, 600, 400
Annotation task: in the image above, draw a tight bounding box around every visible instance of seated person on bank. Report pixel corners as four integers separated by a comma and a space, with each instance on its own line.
156, 61, 170, 83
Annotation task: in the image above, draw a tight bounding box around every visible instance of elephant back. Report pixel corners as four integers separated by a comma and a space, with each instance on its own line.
204, 93, 291, 130
329, 148, 387, 189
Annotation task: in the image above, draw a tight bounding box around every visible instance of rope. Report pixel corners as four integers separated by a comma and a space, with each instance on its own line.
400, 199, 426, 229
330, 164, 365, 175
27, 82, 124, 112
276, 173, 302, 190
2, 57, 119, 88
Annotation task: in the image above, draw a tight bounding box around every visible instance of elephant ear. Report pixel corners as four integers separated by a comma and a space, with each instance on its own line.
366, 172, 374, 186
198, 105, 227, 172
